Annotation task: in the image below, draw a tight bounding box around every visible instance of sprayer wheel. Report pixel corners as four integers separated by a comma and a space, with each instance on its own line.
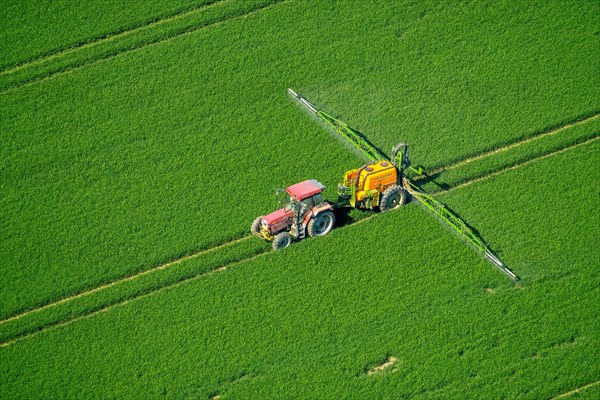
380, 185, 407, 211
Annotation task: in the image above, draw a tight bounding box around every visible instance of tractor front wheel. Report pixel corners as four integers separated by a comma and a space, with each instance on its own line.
251, 216, 263, 238
307, 211, 336, 237
272, 232, 292, 250
380, 185, 407, 211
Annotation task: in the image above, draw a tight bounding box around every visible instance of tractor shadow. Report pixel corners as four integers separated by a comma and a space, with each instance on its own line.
333, 207, 357, 228
333, 207, 373, 229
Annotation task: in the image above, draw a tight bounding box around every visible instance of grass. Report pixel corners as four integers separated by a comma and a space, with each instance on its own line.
1, 0, 599, 398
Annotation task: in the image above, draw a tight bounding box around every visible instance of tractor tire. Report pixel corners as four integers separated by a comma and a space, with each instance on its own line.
251, 216, 263, 238
307, 210, 336, 237
380, 185, 407, 211
272, 232, 292, 251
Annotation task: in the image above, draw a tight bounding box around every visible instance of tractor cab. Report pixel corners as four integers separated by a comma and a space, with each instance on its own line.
251, 180, 336, 250
285, 179, 326, 216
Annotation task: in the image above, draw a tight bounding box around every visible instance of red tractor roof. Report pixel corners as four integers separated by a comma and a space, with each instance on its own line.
286, 179, 325, 200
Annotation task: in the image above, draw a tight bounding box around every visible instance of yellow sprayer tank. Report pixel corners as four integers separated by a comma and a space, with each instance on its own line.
342, 161, 398, 206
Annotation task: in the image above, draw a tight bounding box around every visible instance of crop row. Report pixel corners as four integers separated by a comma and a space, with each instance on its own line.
0, 0, 287, 93
440, 136, 599, 198
1, 142, 598, 398
0, 0, 214, 70
422, 113, 600, 177
2, 0, 598, 322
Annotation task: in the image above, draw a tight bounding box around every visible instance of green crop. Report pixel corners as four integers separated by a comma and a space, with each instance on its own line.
417, 116, 600, 193
0, 0, 285, 92
0, 0, 213, 70
1, 0, 599, 398
0, 237, 269, 345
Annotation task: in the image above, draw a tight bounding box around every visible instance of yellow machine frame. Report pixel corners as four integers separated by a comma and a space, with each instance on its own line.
342, 160, 398, 208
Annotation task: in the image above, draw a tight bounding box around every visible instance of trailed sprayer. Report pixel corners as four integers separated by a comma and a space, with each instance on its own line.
251, 89, 518, 282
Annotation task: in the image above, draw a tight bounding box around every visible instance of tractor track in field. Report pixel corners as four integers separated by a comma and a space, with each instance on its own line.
0, 0, 290, 95
0, 210, 544, 348
0, 235, 252, 326
0, 0, 227, 76
0, 250, 271, 348
551, 379, 600, 399
417, 112, 600, 180
434, 136, 600, 195
0, 118, 600, 347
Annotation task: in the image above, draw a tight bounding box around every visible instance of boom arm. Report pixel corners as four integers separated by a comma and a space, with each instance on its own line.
403, 178, 519, 281
288, 88, 384, 162
288, 88, 519, 282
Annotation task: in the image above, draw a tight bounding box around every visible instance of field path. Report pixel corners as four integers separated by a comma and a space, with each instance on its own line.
436, 136, 599, 194
0, 250, 270, 348
551, 379, 600, 399
0, 0, 227, 76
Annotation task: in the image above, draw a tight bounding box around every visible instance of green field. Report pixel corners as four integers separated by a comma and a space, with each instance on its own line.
1, 0, 599, 398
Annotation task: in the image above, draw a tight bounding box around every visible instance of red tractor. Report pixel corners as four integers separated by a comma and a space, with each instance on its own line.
251, 180, 336, 250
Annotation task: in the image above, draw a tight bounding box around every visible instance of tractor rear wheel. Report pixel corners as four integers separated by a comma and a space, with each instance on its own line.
307, 210, 336, 237
251, 216, 263, 238
272, 232, 292, 250
380, 185, 407, 211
